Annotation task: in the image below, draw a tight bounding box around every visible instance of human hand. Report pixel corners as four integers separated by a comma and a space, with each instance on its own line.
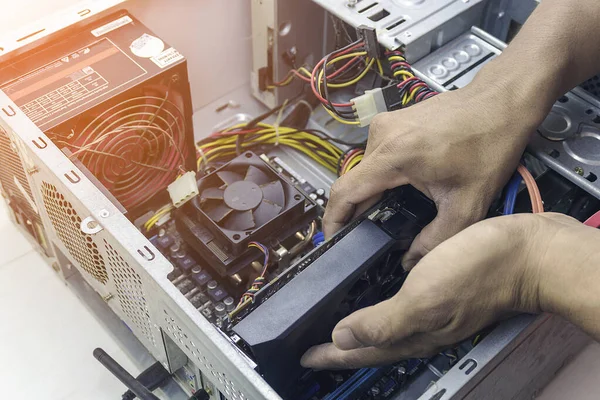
302, 213, 597, 369
323, 77, 549, 269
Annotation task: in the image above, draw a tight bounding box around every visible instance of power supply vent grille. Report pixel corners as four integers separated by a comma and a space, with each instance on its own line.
581, 75, 600, 98
0, 127, 37, 218
162, 310, 248, 400
41, 182, 108, 284
104, 240, 156, 347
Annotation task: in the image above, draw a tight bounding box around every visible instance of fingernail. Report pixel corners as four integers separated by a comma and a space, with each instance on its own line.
332, 327, 363, 350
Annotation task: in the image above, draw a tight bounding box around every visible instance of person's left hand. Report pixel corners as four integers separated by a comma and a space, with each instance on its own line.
300, 213, 587, 369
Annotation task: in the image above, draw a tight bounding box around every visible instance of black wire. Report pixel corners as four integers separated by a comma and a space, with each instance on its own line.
318, 40, 364, 120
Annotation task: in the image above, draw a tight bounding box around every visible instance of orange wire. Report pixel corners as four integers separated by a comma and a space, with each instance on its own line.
517, 164, 544, 213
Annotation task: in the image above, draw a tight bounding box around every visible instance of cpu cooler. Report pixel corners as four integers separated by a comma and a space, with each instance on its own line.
176, 152, 317, 276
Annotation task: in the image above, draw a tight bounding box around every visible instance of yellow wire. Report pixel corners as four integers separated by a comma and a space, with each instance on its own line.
393, 70, 414, 79
319, 57, 375, 89
346, 154, 363, 172
376, 58, 384, 76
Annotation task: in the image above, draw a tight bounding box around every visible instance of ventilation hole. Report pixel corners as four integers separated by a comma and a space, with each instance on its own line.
358, 2, 378, 13
558, 96, 569, 103
368, 8, 390, 21
294, 194, 301, 200
549, 150, 560, 159
232, 234, 241, 240
586, 109, 594, 115
586, 172, 598, 182
593, 115, 600, 124
386, 18, 406, 30
245, 152, 252, 158
41, 182, 108, 284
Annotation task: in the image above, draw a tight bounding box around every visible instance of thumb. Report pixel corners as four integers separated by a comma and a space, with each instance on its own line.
402, 200, 483, 270
331, 295, 417, 351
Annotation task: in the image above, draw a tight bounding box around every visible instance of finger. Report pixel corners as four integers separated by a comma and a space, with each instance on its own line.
402, 198, 483, 270
301, 336, 441, 370
331, 296, 417, 350
323, 157, 407, 238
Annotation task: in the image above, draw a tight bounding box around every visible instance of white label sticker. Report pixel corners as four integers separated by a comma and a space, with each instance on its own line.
150, 47, 184, 68
130, 33, 165, 58
91, 15, 132, 37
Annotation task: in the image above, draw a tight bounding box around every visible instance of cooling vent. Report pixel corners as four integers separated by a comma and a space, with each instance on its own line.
581, 75, 600, 98
0, 127, 37, 219
104, 240, 156, 347
41, 182, 108, 284
163, 310, 248, 400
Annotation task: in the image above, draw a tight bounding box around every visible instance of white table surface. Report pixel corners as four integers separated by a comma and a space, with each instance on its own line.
1, 199, 599, 399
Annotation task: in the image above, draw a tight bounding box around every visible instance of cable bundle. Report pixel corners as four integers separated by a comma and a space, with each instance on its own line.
386, 50, 438, 106
52, 93, 188, 211
311, 39, 383, 125
197, 121, 355, 174
238, 242, 270, 306
337, 147, 365, 176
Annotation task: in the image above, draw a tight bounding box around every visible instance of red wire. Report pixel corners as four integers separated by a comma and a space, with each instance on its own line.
310, 41, 365, 108
517, 164, 544, 213
584, 211, 600, 228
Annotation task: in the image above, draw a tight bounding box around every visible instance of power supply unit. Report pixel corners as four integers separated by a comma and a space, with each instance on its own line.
0, 10, 196, 218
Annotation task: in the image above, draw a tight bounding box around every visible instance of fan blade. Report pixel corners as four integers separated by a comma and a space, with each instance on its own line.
253, 200, 282, 227
261, 180, 285, 207
201, 188, 224, 201
217, 171, 243, 186
244, 165, 271, 186
205, 203, 233, 223
223, 210, 255, 231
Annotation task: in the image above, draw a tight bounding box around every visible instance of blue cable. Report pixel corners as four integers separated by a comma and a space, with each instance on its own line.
313, 232, 325, 247
503, 173, 522, 215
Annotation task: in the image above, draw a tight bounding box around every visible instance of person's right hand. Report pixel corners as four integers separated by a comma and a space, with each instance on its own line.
302, 213, 600, 370
323, 77, 549, 269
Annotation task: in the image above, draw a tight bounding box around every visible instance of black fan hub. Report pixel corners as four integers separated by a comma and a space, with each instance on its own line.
223, 181, 263, 211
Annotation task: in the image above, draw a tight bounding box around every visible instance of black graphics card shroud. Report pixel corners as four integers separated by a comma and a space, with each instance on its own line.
176, 151, 317, 277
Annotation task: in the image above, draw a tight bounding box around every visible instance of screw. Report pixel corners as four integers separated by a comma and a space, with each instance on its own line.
171, 74, 180, 84
51, 262, 60, 272
99, 209, 109, 218
102, 293, 114, 302
347, 0, 357, 7
575, 166, 585, 176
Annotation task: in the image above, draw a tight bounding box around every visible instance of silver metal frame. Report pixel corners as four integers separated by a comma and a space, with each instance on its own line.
0, 90, 280, 400
310, 0, 487, 61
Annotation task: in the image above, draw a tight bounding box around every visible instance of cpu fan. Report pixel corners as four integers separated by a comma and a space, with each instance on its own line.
176, 152, 317, 276
200, 165, 286, 232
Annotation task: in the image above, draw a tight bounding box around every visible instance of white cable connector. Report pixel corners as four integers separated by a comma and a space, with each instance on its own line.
352, 88, 387, 127
168, 171, 199, 208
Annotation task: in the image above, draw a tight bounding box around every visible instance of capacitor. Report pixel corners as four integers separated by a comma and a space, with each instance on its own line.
169, 243, 181, 254
158, 228, 166, 237
316, 188, 325, 196
309, 193, 318, 200
316, 199, 325, 206
214, 302, 227, 318
207, 280, 218, 291
191, 266, 202, 275
224, 296, 236, 312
